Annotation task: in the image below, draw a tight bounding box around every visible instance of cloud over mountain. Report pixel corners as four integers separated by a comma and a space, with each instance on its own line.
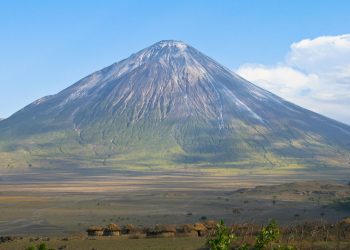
237, 34, 350, 125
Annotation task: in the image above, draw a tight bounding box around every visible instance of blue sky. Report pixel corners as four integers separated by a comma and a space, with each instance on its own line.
1, 1, 350, 123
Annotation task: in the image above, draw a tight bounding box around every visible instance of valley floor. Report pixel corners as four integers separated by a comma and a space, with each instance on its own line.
0, 166, 349, 237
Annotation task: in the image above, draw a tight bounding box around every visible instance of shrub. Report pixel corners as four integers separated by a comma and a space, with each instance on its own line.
210, 219, 296, 250
251, 220, 296, 250
254, 220, 280, 250
26, 243, 54, 250
37, 243, 48, 250
207, 219, 236, 250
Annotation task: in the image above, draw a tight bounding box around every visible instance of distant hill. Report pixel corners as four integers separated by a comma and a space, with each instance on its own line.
0, 40, 350, 169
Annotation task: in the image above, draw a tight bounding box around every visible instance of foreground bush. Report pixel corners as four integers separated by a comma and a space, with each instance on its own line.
207, 220, 236, 250
207, 219, 296, 250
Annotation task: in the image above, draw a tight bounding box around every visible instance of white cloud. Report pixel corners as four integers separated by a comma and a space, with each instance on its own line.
236, 34, 350, 125
287, 34, 350, 73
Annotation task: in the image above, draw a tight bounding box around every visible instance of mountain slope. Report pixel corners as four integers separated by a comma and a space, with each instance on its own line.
0, 40, 350, 169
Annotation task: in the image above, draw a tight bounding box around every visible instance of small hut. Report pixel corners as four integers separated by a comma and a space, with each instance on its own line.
104, 223, 121, 236
193, 223, 208, 237
204, 220, 217, 231
159, 224, 177, 237
86, 226, 104, 236
147, 224, 176, 238
340, 217, 350, 225
205, 220, 217, 236
122, 224, 137, 235
179, 224, 198, 237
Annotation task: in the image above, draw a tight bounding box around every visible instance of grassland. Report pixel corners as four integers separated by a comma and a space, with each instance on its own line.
0, 167, 349, 237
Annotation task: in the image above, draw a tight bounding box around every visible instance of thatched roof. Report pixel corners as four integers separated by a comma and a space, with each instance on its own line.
193, 223, 207, 231
87, 226, 104, 232
182, 224, 196, 233
105, 223, 121, 231
123, 224, 135, 230
153, 224, 177, 233
205, 220, 217, 230
340, 218, 350, 225
122, 224, 137, 233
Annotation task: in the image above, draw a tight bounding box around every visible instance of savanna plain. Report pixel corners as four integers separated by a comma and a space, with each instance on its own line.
1, 166, 350, 249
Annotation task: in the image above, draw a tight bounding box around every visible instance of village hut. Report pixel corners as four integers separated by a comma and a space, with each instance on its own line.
122, 224, 137, 235
86, 226, 104, 236
178, 224, 198, 237
103, 223, 121, 236
146, 225, 162, 237
147, 224, 176, 237
193, 223, 208, 237
340, 217, 350, 226
205, 220, 218, 236
204, 220, 217, 230
159, 224, 177, 237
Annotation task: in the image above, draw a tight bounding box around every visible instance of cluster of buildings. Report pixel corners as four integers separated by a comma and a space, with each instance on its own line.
86, 221, 217, 238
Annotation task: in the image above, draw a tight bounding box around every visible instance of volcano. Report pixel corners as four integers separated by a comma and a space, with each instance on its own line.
0, 40, 350, 169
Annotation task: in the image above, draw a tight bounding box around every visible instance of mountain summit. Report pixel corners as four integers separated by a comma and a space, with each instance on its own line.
1, 40, 350, 168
